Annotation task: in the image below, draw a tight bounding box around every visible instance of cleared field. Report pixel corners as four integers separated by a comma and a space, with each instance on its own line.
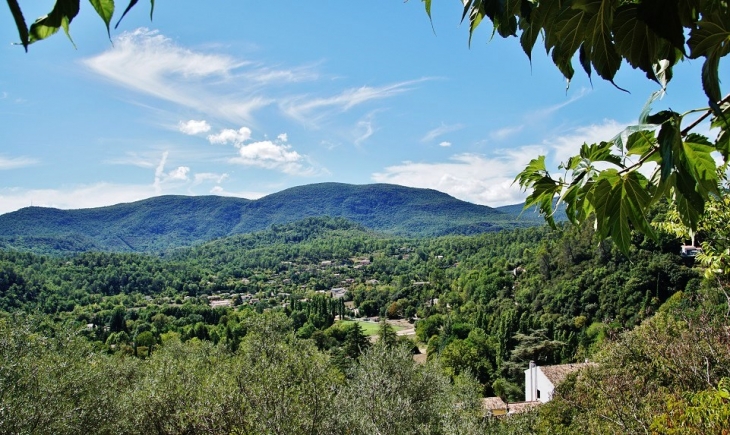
338, 320, 405, 336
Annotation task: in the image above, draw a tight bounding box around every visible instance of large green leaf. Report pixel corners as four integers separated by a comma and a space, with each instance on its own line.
680, 137, 719, 197
524, 176, 562, 227
674, 170, 705, 229
589, 26, 621, 82
625, 129, 657, 157
656, 114, 682, 182
591, 170, 654, 254
28, 0, 80, 44
579, 141, 623, 166
612, 4, 666, 82
89, 0, 115, 37
515, 155, 549, 186
637, 0, 686, 53
711, 101, 730, 161
687, 14, 730, 102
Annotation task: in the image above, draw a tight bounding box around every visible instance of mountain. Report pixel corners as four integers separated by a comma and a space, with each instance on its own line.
0, 183, 546, 253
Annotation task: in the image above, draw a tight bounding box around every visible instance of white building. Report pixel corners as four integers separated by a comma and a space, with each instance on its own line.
524, 361, 592, 403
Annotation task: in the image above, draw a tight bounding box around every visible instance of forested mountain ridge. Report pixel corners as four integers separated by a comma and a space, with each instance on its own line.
0, 183, 543, 254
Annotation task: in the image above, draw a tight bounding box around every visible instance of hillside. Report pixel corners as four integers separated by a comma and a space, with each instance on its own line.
0, 183, 543, 253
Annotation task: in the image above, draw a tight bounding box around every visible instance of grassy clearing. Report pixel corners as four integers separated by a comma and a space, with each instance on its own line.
338, 320, 405, 336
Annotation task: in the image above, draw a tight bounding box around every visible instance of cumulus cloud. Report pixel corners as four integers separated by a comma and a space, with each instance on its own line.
179, 119, 211, 135
167, 166, 190, 181
0, 155, 38, 170
277, 133, 288, 142
373, 119, 629, 207
229, 140, 311, 175
208, 127, 253, 145
421, 123, 464, 142
439, 141, 452, 147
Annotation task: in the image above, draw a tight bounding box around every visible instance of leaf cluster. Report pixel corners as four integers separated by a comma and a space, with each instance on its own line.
515, 96, 730, 254
7, 0, 153, 51
449, 0, 730, 103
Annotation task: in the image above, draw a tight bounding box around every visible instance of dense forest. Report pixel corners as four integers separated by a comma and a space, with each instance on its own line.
1, 213, 728, 433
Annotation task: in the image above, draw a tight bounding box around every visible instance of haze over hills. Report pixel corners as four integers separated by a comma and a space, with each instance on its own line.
0, 183, 545, 253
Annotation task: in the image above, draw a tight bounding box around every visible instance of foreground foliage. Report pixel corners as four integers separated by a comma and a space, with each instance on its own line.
0, 312, 489, 435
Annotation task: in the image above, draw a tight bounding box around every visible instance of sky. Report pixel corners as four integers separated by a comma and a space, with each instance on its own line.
0, 1, 723, 215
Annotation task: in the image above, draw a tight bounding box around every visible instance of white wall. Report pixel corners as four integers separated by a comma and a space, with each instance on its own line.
524, 365, 556, 403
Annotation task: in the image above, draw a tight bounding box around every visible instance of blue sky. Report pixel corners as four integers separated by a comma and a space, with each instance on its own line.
0, 1, 721, 214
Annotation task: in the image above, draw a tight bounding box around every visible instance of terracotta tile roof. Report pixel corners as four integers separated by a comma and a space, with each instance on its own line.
507, 401, 540, 414
540, 362, 593, 386
483, 397, 508, 410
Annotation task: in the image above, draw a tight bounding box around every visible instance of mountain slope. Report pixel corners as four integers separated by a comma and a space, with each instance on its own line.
0, 183, 544, 253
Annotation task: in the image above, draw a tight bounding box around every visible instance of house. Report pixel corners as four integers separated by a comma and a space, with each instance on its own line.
524, 361, 592, 403
483, 397, 508, 417
506, 401, 540, 415
680, 245, 702, 258
330, 287, 348, 299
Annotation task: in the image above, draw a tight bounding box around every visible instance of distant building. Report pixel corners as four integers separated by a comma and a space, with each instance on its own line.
680, 245, 702, 258
483, 397, 508, 417
330, 287, 347, 299
524, 361, 592, 403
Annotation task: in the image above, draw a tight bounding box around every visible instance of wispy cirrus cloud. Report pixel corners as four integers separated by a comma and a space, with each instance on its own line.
85, 29, 423, 128
281, 79, 428, 126
194, 172, 229, 185
84, 28, 271, 124
0, 155, 38, 170
421, 123, 465, 142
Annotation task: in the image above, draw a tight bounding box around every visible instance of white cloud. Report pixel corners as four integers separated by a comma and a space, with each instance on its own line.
209, 185, 268, 199
167, 166, 190, 181
179, 119, 211, 135
421, 123, 465, 142
105, 152, 157, 168
354, 120, 375, 147
243, 64, 320, 84
490, 125, 524, 141
152, 151, 191, 194
0, 183, 159, 215
543, 119, 627, 167
281, 79, 427, 125
0, 155, 38, 170
208, 127, 253, 145
228, 140, 324, 176
193, 172, 229, 185
277, 133, 288, 142
439, 141, 452, 147
373, 119, 630, 207
229, 140, 302, 173
84, 28, 271, 124
372, 148, 541, 207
